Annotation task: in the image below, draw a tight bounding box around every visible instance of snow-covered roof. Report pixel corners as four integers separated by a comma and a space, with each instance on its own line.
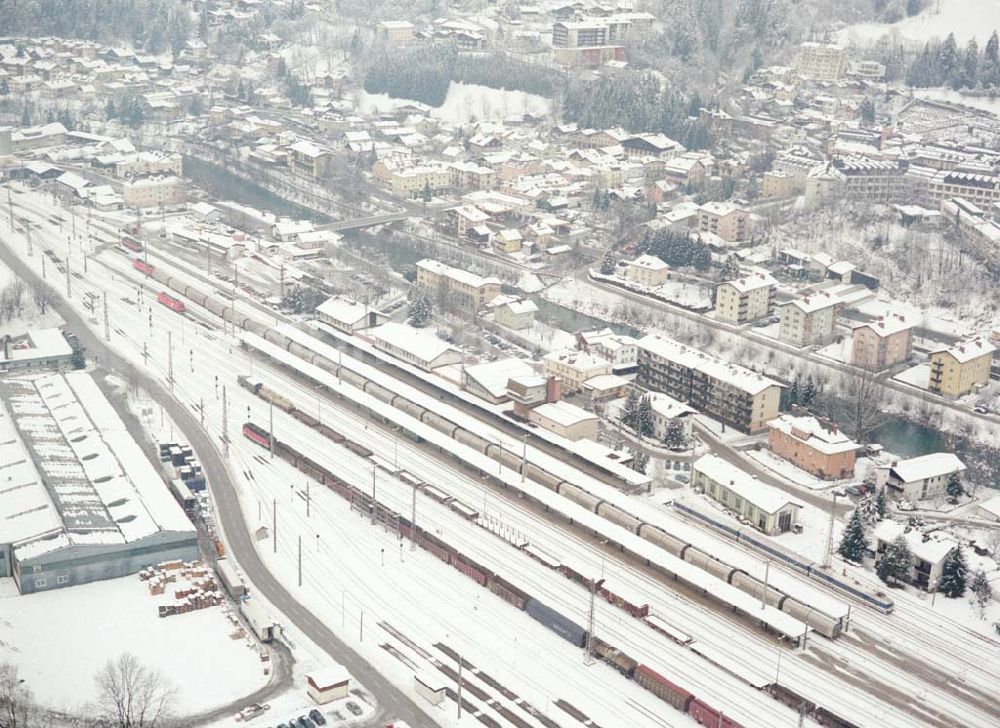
543, 348, 612, 373
370, 322, 456, 367
932, 337, 996, 364
582, 373, 629, 392
890, 453, 966, 484
873, 521, 956, 564
779, 291, 838, 313
307, 664, 351, 688
694, 454, 802, 514
532, 401, 597, 428
647, 392, 697, 420
723, 270, 776, 293
1, 329, 72, 365
768, 414, 858, 455
854, 314, 912, 338
628, 254, 668, 271
464, 358, 535, 400
316, 297, 380, 327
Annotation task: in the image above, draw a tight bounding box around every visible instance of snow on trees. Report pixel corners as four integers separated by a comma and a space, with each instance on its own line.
407, 287, 432, 328
946, 472, 964, 500
599, 249, 617, 275
858, 495, 879, 527
970, 569, 993, 619
663, 418, 686, 450
938, 548, 967, 599
631, 450, 649, 474
620, 389, 640, 431
875, 487, 887, 520
637, 395, 654, 438
877, 535, 912, 585
838, 509, 869, 563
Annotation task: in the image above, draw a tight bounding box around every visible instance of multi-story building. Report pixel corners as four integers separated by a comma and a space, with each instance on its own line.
624, 254, 669, 286
577, 329, 638, 371
831, 157, 904, 202
289, 140, 333, 179
767, 414, 858, 480
795, 41, 847, 81
761, 170, 796, 198
374, 20, 415, 44
122, 175, 185, 209
551, 20, 624, 67
415, 259, 501, 312
543, 348, 612, 393
492, 298, 538, 330
928, 338, 996, 397
692, 454, 802, 535
940, 197, 1000, 261
636, 334, 783, 433
379, 163, 454, 199
114, 151, 183, 179
777, 292, 838, 347
851, 315, 913, 370
714, 271, 776, 324
698, 201, 749, 242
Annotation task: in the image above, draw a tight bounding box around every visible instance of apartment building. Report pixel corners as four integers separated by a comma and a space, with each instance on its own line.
851, 315, 914, 370
543, 348, 613, 393
415, 259, 501, 312
289, 140, 333, 179
692, 454, 802, 535
577, 329, 638, 371
492, 298, 538, 330
767, 414, 858, 480
374, 20, 415, 44
884, 453, 966, 502
777, 292, 838, 347
714, 271, 776, 324
795, 41, 847, 81
114, 151, 183, 179
636, 334, 783, 434
551, 20, 624, 67
698, 201, 749, 242
832, 157, 904, 202
122, 175, 185, 209
940, 197, 1000, 259
383, 164, 454, 199
761, 170, 796, 198
624, 254, 669, 286
928, 338, 996, 397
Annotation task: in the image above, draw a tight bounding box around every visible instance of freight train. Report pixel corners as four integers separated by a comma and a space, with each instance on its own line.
136, 263, 892, 638
240, 420, 750, 728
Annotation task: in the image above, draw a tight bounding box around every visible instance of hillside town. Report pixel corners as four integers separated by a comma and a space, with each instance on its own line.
0, 1, 999, 727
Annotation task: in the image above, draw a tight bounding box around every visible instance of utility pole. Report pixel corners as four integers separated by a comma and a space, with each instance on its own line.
585, 578, 604, 665
65, 253, 70, 297
359, 609, 364, 642
761, 560, 770, 609
222, 385, 229, 457
370, 466, 376, 525
103, 290, 110, 341
823, 492, 838, 569
410, 481, 417, 551
268, 400, 274, 460
272, 498, 277, 554
199, 396, 204, 426
457, 656, 463, 720
298, 535, 302, 587
306, 481, 311, 517
142, 342, 148, 365
521, 434, 528, 484
41, 254, 46, 279
6, 186, 12, 230
25, 220, 32, 256
167, 331, 174, 391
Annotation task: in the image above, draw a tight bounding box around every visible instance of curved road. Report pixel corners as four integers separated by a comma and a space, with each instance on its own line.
0, 243, 439, 728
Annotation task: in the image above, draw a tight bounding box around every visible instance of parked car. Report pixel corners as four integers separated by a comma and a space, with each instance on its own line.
296, 716, 315, 728
309, 709, 326, 726
346, 702, 363, 717
973, 405, 989, 414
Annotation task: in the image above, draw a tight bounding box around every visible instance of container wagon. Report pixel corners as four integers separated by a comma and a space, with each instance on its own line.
525, 597, 587, 648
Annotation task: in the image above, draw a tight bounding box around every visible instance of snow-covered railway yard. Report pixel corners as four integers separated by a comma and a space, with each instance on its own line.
3, 187, 1000, 727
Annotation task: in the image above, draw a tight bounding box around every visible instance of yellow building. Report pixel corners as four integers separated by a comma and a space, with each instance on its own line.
415, 259, 501, 311
928, 338, 995, 397
714, 271, 776, 324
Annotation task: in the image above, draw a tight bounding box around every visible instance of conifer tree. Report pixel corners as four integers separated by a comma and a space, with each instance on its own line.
939, 548, 967, 598
838, 510, 869, 562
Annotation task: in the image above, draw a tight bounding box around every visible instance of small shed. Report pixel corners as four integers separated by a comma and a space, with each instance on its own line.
414, 671, 448, 706
307, 664, 351, 704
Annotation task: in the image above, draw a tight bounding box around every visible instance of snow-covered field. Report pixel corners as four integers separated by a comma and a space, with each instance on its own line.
357, 82, 551, 125
0, 575, 268, 715
837, 0, 1000, 46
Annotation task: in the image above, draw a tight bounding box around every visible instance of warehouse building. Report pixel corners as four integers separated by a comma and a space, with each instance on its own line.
692, 454, 802, 535
0, 371, 198, 594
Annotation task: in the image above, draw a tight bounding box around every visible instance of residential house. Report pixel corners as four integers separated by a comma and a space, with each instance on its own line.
767, 414, 858, 480
647, 392, 697, 442
692, 454, 802, 535
851, 315, 913, 370
492, 298, 538, 330
289, 140, 333, 179
795, 41, 847, 81
761, 170, 796, 198
577, 329, 638, 371
777, 292, 838, 347
885, 453, 966, 502
928, 338, 995, 397
873, 521, 956, 591
122, 175, 185, 209
636, 334, 783, 434
375, 20, 415, 44
714, 271, 776, 324
624, 254, 669, 286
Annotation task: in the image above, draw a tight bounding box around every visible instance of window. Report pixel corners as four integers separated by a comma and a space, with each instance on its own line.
34, 578, 47, 589
56, 575, 69, 585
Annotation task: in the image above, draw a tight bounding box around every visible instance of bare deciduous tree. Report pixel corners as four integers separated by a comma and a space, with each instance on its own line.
31, 284, 52, 316
838, 366, 889, 444
94, 654, 176, 728
0, 662, 34, 728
